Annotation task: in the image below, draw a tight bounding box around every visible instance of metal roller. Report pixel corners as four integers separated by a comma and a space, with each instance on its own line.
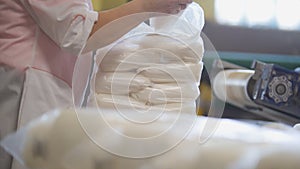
213, 69, 255, 109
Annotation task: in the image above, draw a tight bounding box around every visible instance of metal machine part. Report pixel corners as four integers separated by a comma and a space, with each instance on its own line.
213, 60, 300, 125
250, 61, 300, 119
213, 69, 255, 109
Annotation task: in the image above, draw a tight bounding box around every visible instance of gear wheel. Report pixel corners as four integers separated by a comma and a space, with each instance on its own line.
268, 75, 293, 103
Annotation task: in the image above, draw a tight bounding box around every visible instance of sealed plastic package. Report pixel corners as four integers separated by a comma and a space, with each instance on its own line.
85, 2, 205, 114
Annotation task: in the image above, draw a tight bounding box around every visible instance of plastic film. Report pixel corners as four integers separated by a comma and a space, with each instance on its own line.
2, 108, 300, 169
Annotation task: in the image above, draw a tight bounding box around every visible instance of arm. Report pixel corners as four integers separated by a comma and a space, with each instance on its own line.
84, 0, 193, 52
90, 0, 193, 36
19, 0, 98, 55
18, 0, 192, 55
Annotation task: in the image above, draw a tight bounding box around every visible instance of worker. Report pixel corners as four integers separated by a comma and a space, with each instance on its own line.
0, 0, 193, 169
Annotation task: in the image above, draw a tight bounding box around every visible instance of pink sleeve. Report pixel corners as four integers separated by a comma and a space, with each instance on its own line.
19, 0, 98, 55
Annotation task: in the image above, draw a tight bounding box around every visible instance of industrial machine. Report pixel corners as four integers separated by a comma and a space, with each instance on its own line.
213, 58, 300, 125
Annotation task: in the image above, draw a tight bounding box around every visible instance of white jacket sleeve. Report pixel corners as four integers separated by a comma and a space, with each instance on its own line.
19, 0, 98, 55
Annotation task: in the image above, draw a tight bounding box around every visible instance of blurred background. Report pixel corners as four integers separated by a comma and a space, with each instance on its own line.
91, 0, 300, 122
91, 0, 300, 55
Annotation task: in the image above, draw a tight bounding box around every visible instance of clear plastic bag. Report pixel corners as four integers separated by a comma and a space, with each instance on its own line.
130, 83, 200, 105
94, 93, 196, 113
98, 35, 202, 72
95, 72, 152, 95
87, 2, 205, 114
137, 62, 203, 84
2, 108, 300, 169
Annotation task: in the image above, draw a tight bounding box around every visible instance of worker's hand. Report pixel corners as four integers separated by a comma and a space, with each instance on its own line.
135, 0, 193, 14
89, 0, 193, 45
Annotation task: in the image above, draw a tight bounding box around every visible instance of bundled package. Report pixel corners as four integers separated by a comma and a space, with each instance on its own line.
2, 108, 300, 169
89, 2, 205, 113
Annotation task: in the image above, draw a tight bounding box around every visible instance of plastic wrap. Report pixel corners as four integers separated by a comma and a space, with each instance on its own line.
95, 72, 152, 95
99, 35, 202, 72
94, 93, 196, 113
130, 83, 200, 105
294, 123, 300, 130
2, 108, 300, 169
137, 62, 203, 84
88, 3, 205, 114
